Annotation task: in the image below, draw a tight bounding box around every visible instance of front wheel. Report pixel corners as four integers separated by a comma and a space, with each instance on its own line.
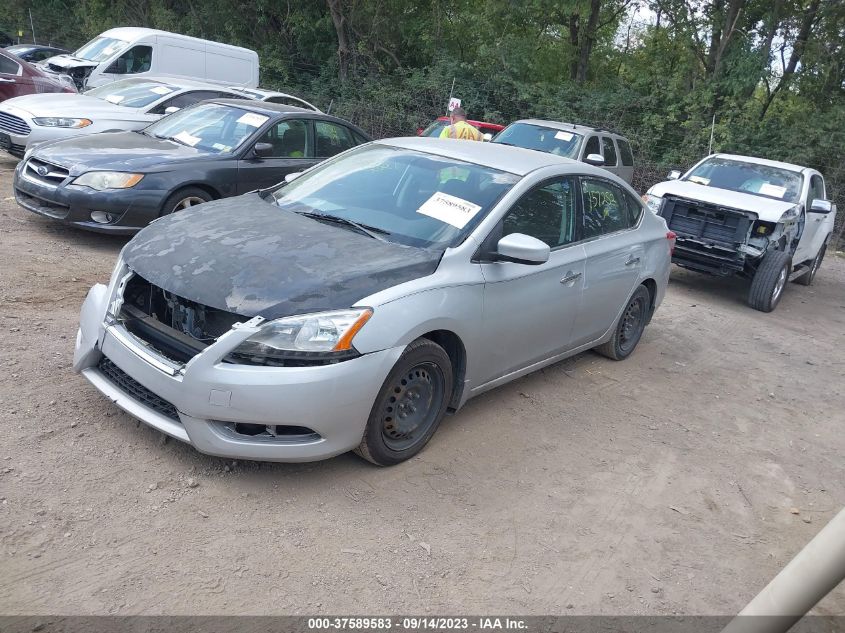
748, 249, 791, 312
160, 186, 213, 216
595, 284, 651, 361
355, 338, 453, 466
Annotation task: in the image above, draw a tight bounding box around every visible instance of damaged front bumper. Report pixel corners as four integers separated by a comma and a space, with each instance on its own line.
73, 279, 403, 462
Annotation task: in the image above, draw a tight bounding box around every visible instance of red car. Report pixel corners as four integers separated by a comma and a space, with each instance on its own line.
0, 47, 75, 103
417, 116, 505, 141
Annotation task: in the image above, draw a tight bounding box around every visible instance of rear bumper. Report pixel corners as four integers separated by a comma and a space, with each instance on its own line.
73, 283, 403, 462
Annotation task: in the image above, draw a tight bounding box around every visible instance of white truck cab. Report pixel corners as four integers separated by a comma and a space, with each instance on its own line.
644, 153, 836, 312
41, 28, 259, 90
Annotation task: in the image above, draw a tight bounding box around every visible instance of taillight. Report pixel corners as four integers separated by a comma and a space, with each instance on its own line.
667, 231, 677, 255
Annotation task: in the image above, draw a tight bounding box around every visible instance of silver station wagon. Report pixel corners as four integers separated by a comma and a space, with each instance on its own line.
73, 138, 674, 465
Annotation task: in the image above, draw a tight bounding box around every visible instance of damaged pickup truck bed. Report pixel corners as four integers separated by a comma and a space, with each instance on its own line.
644, 154, 837, 312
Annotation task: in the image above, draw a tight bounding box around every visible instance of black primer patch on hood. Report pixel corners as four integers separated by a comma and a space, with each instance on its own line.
122, 193, 442, 319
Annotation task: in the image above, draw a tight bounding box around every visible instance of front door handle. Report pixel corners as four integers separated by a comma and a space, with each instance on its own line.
625, 256, 641, 266
560, 271, 582, 284
0, 78, 16, 83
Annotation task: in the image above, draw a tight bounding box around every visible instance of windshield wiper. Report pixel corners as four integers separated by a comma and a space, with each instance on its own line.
294, 211, 390, 241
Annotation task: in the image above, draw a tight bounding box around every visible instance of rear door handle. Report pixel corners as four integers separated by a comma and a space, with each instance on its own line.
625, 256, 641, 266
560, 271, 582, 284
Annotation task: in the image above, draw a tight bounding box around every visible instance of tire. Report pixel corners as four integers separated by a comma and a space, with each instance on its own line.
595, 284, 651, 361
355, 338, 453, 466
748, 249, 792, 312
793, 243, 826, 286
160, 186, 213, 216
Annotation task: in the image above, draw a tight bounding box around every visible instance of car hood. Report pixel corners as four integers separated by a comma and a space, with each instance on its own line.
122, 193, 442, 319
43, 55, 97, 70
31, 131, 207, 174
649, 180, 797, 222
1, 92, 142, 118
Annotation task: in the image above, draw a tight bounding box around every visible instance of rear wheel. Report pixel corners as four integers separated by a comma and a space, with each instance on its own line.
355, 338, 452, 466
160, 186, 213, 216
595, 285, 651, 361
794, 243, 826, 286
748, 249, 791, 312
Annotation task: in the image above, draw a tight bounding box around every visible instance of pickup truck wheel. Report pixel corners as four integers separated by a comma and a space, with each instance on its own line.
794, 244, 826, 286
748, 249, 792, 312
595, 285, 651, 361
355, 338, 453, 466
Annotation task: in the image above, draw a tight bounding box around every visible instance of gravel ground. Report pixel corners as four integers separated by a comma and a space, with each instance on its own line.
0, 154, 843, 616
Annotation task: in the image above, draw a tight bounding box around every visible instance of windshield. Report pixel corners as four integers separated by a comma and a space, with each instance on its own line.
86, 79, 178, 108
265, 144, 519, 248
145, 103, 269, 154
74, 36, 127, 62
492, 123, 582, 159
684, 157, 803, 203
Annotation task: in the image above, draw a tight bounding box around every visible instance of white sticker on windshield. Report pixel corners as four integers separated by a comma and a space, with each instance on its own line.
150, 86, 174, 95
554, 131, 574, 142
237, 112, 269, 128
689, 176, 710, 185
759, 183, 787, 198
104, 94, 124, 104
174, 131, 201, 147
212, 142, 232, 152
417, 192, 482, 229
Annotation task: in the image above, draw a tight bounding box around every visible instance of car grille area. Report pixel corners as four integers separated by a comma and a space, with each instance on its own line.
97, 356, 180, 423
24, 158, 70, 186
660, 196, 752, 245
0, 111, 31, 136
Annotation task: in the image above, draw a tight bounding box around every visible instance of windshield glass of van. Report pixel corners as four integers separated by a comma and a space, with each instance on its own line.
74, 37, 128, 62
492, 123, 583, 159
86, 79, 178, 108
145, 103, 268, 154
684, 157, 803, 203
265, 144, 519, 248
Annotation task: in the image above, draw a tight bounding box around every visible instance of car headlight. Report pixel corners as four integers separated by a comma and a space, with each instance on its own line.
73, 171, 144, 191
642, 193, 663, 214
226, 308, 373, 366
32, 117, 92, 128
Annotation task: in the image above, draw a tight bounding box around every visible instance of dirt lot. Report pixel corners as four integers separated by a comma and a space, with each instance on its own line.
0, 153, 843, 617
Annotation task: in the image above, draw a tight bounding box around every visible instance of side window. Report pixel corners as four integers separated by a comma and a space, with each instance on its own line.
0, 54, 21, 75
617, 139, 634, 167
255, 119, 309, 158
149, 91, 220, 114
106, 45, 153, 75
623, 190, 644, 226
602, 136, 618, 166
583, 135, 600, 158
501, 178, 578, 249
581, 178, 629, 238
808, 175, 825, 206
315, 121, 358, 157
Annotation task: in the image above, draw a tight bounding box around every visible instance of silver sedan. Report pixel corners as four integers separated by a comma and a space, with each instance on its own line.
73, 138, 674, 465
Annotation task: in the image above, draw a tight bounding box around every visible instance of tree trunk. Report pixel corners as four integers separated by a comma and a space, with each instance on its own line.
326, 0, 351, 80
568, 13, 580, 81
575, 0, 601, 83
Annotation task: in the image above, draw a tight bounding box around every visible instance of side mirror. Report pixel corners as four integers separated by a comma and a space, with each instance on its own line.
809, 199, 832, 214
482, 133, 493, 142
253, 142, 274, 158
584, 153, 604, 166
284, 171, 302, 183
164, 106, 180, 115
668, 170, 682, 180
496, 233, 550, 266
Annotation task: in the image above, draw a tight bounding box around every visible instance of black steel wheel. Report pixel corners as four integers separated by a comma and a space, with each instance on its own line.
595, 284, 651, 361
356, 338, 453, 466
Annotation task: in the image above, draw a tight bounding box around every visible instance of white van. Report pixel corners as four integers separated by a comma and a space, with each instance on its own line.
42, 27, 259, 90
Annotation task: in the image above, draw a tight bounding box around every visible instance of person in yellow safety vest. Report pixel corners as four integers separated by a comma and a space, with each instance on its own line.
439, 106, 483, 141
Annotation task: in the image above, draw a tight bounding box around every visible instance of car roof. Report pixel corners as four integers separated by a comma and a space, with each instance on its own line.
226, 87, 321, 109
98, 76, 243, 91
376, 136, 607, 176
710, 153, 807, 173
434, 116, 504, 130
510, 119, 628, 140
209, 99, 370, 133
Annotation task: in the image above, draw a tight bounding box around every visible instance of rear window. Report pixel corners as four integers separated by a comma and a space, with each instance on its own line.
617, 138, 634, 166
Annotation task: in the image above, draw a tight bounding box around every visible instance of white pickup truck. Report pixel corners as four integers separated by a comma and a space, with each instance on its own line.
643, 153, 837, 312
